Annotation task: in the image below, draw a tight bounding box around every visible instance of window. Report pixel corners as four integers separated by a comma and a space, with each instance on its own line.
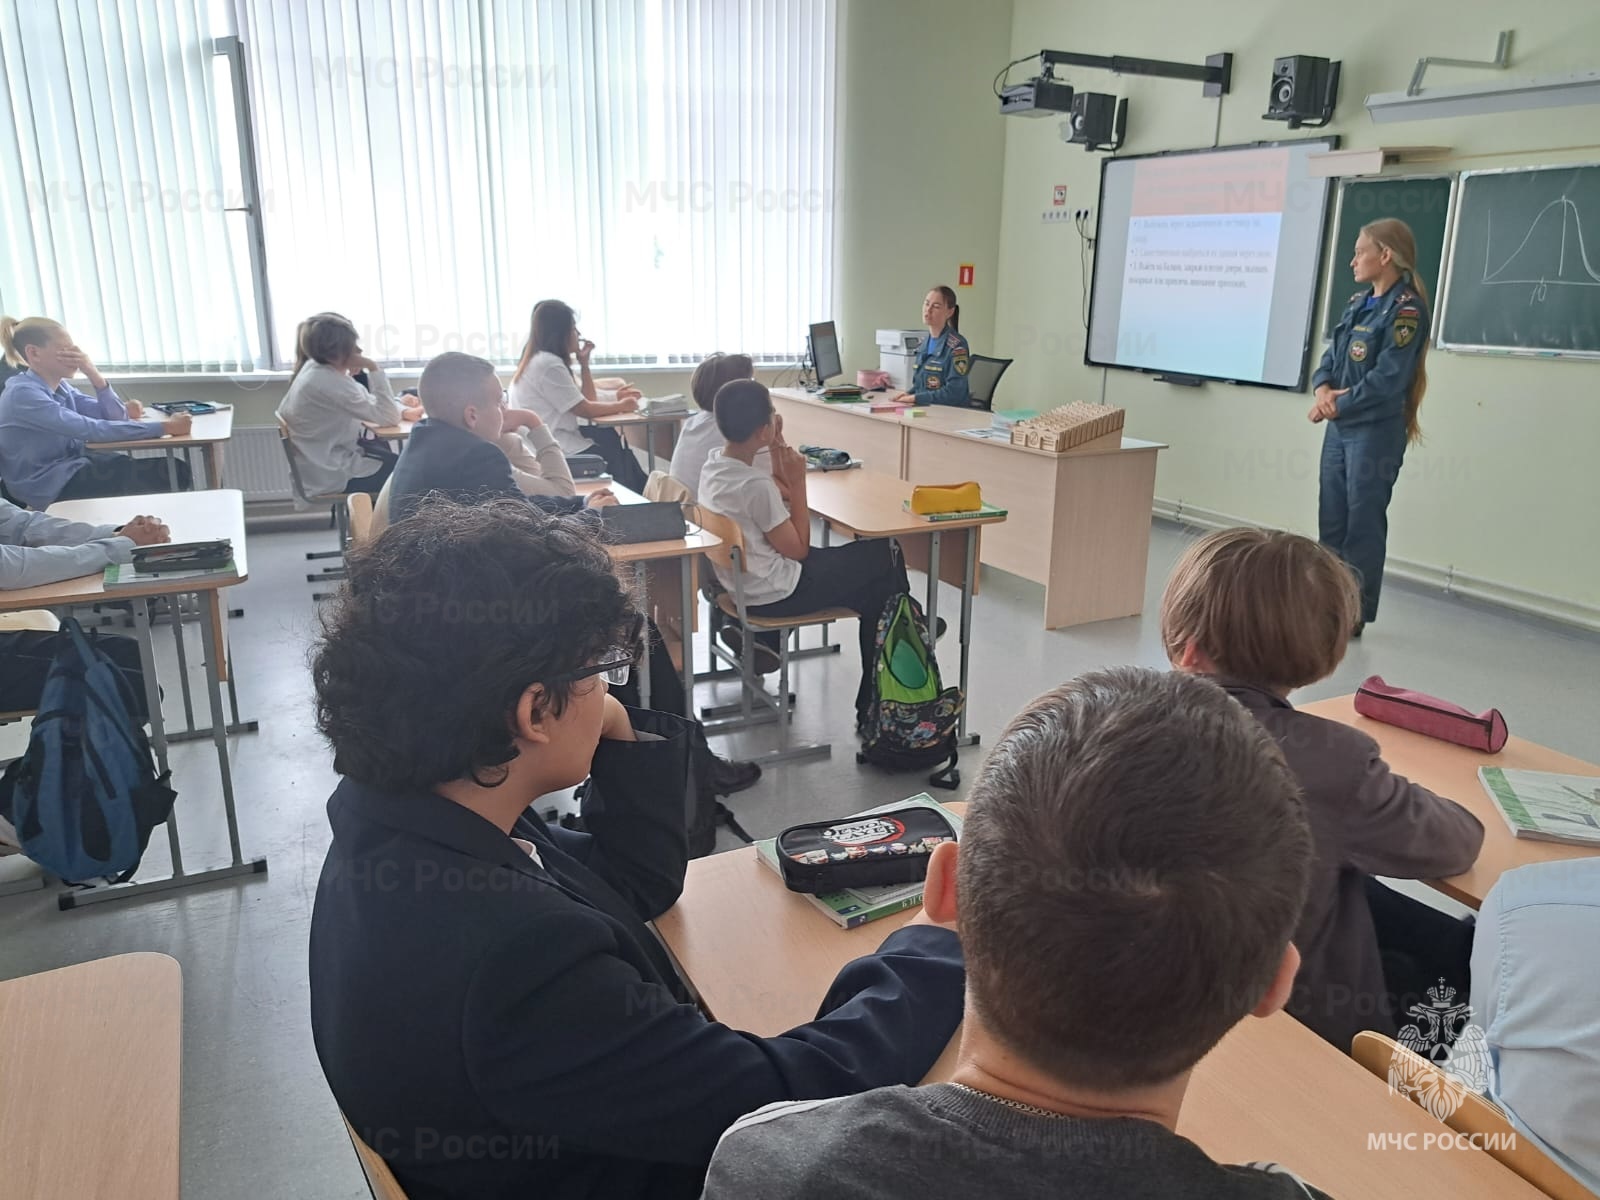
0, 0, 260, 371
234, 0, 837, 368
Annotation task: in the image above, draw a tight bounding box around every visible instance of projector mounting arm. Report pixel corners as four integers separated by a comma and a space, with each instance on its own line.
1406, 30, 1513, 96
1039, 49, 1232, 97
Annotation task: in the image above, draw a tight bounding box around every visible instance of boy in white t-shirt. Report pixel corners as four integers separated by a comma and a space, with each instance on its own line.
698, 380, 910, 724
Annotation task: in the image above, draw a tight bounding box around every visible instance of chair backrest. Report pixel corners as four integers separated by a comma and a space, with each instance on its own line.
346, 493, 374, 549
964, 355, 1013, 411
644, 470, 692, 505
371, 478, 393, 539
1350, 1031, 1593, 1200
276, 416, 319, 504
685, 503, 743, 576
343, 1116, 412, 1200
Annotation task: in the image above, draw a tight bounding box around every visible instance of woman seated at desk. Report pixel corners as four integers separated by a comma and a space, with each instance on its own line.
885, 285, 972, 409
0, 315, 192, 508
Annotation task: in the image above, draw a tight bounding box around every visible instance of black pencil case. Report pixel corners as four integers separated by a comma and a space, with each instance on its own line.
566, 454, 610, 478
776, 806, 958, 894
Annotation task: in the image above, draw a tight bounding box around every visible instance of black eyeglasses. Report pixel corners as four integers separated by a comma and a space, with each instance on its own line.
549, 649, 638, 687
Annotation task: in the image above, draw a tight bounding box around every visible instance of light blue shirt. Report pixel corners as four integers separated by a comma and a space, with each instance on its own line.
0, 369, 163, 508
0, 498, 134, 590
1470, 857, 1600, 1193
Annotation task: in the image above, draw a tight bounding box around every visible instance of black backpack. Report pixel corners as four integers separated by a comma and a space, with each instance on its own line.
0, 619, 176, 884
855, 594, 963, 789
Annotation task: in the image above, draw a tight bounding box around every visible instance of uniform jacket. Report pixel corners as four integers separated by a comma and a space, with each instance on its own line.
912, 327, 972, 408
388, 418, 583, 523
1220, 681, 1483, 1050
0, 370, 164, 508
1312, 279, 1429, 429
309, 708, 965, 1200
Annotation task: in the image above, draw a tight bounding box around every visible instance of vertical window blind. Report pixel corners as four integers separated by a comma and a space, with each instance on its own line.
236, 0, 837, 368
0, 0, 257, 370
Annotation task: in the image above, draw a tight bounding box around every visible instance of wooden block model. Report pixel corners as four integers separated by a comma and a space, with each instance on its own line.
1009, 403, 1126, 453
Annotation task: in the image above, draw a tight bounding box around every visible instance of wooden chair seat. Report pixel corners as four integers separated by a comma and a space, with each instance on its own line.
714, 593, 854, 630
343, 1116, 411, 1200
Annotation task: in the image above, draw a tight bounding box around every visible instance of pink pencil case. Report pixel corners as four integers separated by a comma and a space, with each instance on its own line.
1353, 675, 1508, 753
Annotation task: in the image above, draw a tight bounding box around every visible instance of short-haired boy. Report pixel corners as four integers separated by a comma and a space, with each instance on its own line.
1162, 527, 1483, 1050
704, 667, 1330, 1200
698, 380, 912, 720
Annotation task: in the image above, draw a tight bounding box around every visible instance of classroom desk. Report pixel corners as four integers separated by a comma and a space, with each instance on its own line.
89, 406, 234, 489
0, 953, 182, 1199
576, 479, 720, 710
802, 468, 1007, 742
653, 805, 1548, 1200
590, 406, 693, 472
1303, 694, 1600, 908
2, 491, 267, 907
367, 412, 420, 441
770, 388, 1166, 629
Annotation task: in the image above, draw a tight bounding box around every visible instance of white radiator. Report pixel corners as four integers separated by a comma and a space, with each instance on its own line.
227, 425, 295, 502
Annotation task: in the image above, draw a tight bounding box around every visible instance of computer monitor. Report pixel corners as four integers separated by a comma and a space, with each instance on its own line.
808, 320, 842, 386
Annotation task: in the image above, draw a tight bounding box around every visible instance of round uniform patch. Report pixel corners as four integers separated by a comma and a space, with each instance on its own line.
1349, 340, 1368, 363
925, 373, 942, 389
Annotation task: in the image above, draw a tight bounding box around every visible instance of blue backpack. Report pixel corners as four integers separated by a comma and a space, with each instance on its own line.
0, 619, 176, 884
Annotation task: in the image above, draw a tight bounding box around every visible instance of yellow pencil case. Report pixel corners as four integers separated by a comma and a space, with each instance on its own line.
909, 482, 981, 515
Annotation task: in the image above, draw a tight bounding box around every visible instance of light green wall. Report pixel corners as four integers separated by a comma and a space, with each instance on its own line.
996, 0, 1600, 613
834, 0, 1013, 375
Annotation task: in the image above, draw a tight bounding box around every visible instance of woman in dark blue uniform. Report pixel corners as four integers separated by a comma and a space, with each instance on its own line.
1310, 218, 1430, 634
888, 286, 971, 407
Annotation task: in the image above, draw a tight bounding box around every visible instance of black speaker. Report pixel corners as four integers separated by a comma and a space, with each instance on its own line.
1265, 55, 1339, 128
1063, 92, 1127, 152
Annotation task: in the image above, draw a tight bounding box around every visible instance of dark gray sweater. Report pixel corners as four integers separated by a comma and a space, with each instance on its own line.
701, 1084, 1333, 1200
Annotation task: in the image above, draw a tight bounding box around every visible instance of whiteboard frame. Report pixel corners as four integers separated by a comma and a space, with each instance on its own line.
1322, 171, 1457, 342
1436, 161, 1600, 360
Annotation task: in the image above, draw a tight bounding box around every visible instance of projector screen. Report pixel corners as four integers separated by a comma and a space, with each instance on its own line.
1086, 139, 1337, 390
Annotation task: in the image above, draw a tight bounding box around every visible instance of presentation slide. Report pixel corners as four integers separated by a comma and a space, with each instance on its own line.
1086, 140, 1335, 389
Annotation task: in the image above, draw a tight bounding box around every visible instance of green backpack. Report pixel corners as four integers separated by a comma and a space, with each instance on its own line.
855, 595, 963, 789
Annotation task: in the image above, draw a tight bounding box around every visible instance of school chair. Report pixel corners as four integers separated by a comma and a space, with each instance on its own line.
686, 504, 835, 764
346, 492, 375, 550
370, 479, 393, 540
0, 610, 58, 897
276, 417, 352, 599
965, 354, 1013, 411
642, 469, 691, 505
342, 1115, 412, 1200
1351, 1031, 1593, 1200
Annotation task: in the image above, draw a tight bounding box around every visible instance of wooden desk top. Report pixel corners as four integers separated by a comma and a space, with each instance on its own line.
654, 808, 1546, 1200
368, 413, 421, 440
88, 406, 234, 451
1302, 694, 1600, 907
0, 490, 249, 613
591, 407, 693, 427
769, 387, 917, 428
803, 468, 1009, 539
0, 952, 182, 1199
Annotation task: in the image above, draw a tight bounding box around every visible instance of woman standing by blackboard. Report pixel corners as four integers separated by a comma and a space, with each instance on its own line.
1310, 218, 1430, 634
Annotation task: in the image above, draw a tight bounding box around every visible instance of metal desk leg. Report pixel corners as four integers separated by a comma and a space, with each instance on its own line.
166, 448, 179, 492
635, 562, 652, 711
819, 522, 831, 648
137, 597, 183, 875
198, 596, 246, 866
926, 530, 941, 639
645, 422, 656, 473
170, 599, 197, 731
679, 554, 695, 708
958, 529, 978, 746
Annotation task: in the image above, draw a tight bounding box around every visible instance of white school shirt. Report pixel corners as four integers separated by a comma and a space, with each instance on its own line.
276, 362, 401, 498
669, 411, 774, 500
508, 352, 595, 457
697, 449, 801, 606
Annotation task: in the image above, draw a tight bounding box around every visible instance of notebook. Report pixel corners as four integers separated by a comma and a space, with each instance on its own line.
1479, 767, 1600, 846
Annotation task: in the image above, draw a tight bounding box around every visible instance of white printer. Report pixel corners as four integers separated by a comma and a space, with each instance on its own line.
876, 328, 925, 390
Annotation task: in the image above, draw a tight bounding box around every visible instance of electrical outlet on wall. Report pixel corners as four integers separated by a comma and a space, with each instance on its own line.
1040, 209, 1076, 223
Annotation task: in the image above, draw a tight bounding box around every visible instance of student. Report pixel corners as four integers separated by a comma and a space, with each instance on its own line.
386, 351, 614, 523
700, 380, 915, 718
307, 500, 963, 1200
704, 667, 1329, 1200
1161, 527, 1483, 1050
388, 352, 758, 800
0, 496, 168, 720
669, 351, 756, 499
507, 299, 649, 491
275, 313, 403, 499
0, 316, 192, 509
1470, 859, 1600, 1194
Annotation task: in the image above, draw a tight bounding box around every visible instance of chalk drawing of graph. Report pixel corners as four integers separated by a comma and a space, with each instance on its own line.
1482, 194, 1600, 305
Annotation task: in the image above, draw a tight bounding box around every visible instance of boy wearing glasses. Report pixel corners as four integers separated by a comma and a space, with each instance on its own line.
308, 500, 964, 1200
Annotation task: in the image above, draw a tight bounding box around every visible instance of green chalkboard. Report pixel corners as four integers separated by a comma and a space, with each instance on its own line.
1325, 175, 1453, 337
1440, 164, 1600, 356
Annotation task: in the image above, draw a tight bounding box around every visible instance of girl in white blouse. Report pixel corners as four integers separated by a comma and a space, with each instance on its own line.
506, 300, 647, 491
276, 313, 413, 498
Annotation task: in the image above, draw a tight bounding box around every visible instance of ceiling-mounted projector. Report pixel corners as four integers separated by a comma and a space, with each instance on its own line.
999, 77, 1075, 118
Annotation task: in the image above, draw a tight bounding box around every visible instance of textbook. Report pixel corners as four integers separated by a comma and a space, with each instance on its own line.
103, 559, 239, 590
1479, 767, 1600, 846
901, 500, 1009, 522
639, 393, 690, 413
755, 794, 963, 928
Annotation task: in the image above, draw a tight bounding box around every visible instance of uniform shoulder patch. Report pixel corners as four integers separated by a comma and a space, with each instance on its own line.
1347, 290, 1367, 307
954, 353, 970, 376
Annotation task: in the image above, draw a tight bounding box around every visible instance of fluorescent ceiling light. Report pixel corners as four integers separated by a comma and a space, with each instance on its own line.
1366, 69, 1600, 123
